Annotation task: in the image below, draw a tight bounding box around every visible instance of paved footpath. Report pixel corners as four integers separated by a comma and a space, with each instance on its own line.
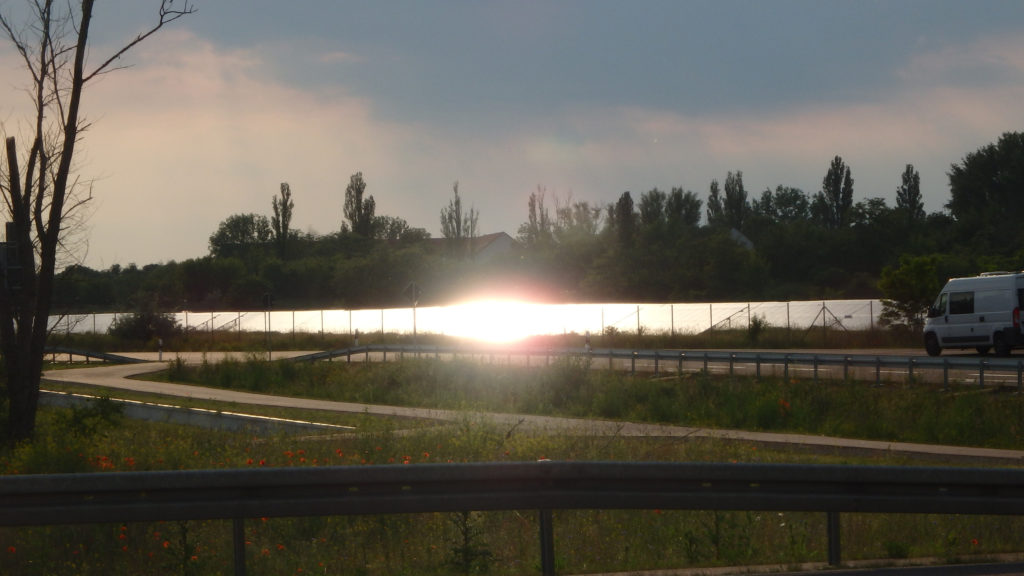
42, 352, 1024, 465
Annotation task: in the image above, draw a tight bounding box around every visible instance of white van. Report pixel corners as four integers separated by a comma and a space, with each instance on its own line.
923, 272, 1024, 356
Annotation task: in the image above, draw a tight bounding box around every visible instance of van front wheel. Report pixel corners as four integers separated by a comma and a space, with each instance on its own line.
925, 333, 941, 356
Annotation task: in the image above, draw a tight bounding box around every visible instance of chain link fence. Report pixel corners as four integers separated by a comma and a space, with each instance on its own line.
51, 299, 883, 338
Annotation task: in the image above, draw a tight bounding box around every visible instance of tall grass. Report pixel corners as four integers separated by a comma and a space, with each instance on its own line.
1, 399, 1021, 575
163, 355, 1024, 450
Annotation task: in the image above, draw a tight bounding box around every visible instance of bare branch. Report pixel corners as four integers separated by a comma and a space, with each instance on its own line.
83, 0, 196, 83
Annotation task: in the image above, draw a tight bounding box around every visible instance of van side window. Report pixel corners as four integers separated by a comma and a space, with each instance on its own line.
949, 291, 974, 315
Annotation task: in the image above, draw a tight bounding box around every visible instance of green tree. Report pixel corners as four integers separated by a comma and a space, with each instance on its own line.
706, 179, 724, 226
611, 191, 636, 249
665, 187, 702, 229
209, 213, 272, 258
813, 156, 854, 229
895, 164, 924, 226
947, 132, 1024, 251
373, 215, 427, 241
638, 187, 667, 228
878, 254, 941, 330
772, 186, 810, 222
722, 171, 748, 231
271, 182, 294, 257
343, 171, 376, 237
0, 0, 193, 441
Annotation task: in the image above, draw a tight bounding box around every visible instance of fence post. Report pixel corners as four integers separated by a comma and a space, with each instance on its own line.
539, 509, 555, 576
233, 518, 246, 576
827, 511, 841, 566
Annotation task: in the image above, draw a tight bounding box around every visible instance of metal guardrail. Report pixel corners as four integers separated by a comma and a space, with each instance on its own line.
44, 346, 148, 364
292, 345, 1024, 388
2, 462, 1024, 575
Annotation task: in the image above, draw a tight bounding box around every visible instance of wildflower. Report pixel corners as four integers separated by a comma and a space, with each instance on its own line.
162, 541, 170, 549
7, 546, 15, 554
277, 544, 286, 551
247, 458, 254, 465
972, 538, 979, 546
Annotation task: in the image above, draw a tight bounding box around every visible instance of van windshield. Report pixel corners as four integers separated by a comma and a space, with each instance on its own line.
928, 293, 948, 318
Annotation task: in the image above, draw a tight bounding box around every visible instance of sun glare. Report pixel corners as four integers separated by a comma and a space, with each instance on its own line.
444, 300, 538, 343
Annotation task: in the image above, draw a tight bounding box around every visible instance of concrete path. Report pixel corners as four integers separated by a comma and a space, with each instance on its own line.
41, 354, 1024, 465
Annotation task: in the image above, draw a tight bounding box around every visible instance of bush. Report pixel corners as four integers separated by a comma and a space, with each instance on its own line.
108, 311, 181, 343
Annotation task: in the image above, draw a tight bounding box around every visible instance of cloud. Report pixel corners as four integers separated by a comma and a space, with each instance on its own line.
5, 21, 1024, 269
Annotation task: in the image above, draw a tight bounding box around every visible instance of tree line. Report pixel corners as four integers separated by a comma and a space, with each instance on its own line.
53, 133, 1024, 327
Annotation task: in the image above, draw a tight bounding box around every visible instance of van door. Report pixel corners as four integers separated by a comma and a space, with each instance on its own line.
940, 290, 988, 347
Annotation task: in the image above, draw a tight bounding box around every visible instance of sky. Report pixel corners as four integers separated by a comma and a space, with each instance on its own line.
2, 0, 1024, 269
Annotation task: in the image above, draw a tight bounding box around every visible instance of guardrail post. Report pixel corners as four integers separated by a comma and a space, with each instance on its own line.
979, 361, 986, 388
654, 351, 659, 376
703, 352, 708, 374
908, 358, 914, 381
843, 357, 849, 382
755, 354, 761, 379
233, 517, 246, 576
813, 356, 819, 383
784, 355, 789, 380
827, 511, 841, 566
631, 351, 637, 376
678, 352, 684, 374
1018, 361, 1022, 393
540, 509, 555, 576
943, 359, 950, 389
729, 353, 735, 377
875, 357, 881, 386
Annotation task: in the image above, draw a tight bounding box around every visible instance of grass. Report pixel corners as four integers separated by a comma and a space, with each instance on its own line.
6, 338, 1024, 575
150, 353, 1024, 450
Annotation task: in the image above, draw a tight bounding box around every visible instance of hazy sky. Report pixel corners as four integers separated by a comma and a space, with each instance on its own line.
3, 0, 1024, 268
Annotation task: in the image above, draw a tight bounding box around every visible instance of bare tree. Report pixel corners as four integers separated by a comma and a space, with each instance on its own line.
0, 0, 195, 442
440, 181, 478, 258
